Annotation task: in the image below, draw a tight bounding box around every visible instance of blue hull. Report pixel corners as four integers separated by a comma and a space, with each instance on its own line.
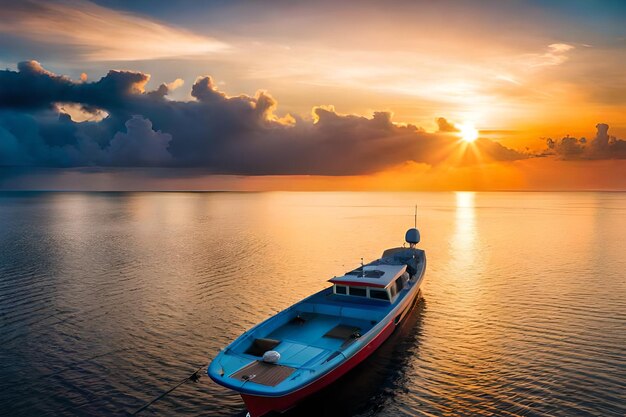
208, 247, 426, 415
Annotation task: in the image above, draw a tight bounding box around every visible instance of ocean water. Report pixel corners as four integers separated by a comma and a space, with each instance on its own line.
0, 191, 624, 417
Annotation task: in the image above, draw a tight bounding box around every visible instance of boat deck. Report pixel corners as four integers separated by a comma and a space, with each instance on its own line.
234, 290, 401, 371
229, 316, 369, 387
267, 312, 373, 354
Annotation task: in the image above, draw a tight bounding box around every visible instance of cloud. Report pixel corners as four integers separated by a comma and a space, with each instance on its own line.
548, 43, 574, 54
0, 0, 227, 61
0, 61, 533, 175
106, 116, 172, 166
545, 123, 626, 160
526, 43, 575, 67
166, 78, 185, 91
436, 117, 459, 132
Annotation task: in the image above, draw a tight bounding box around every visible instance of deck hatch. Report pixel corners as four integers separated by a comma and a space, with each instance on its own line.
323, 324, 361, 340
245, 338, 281, 356
231, 361, 296, 386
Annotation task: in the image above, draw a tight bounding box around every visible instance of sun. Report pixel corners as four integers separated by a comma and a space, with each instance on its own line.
459, 122, 479, 143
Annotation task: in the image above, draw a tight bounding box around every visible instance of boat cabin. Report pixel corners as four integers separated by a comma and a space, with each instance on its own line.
328, 264, 409, 302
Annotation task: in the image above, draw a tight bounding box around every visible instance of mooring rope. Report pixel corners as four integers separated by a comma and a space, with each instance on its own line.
131, 363, 207, 415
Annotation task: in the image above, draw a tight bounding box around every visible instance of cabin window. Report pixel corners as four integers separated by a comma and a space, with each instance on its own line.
369, 288, 390, 301
335, 285, 347, 295
349, 287, 367, 297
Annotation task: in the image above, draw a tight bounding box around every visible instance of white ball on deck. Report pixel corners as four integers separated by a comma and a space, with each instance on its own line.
262, 350, 281, 363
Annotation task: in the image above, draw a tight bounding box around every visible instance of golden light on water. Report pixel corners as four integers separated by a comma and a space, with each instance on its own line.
451, 191, 479, 278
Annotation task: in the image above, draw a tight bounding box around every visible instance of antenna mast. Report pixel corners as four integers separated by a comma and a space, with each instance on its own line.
414, 205, 417, 228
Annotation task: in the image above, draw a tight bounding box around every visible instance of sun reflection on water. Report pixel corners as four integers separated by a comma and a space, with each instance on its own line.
453, 191, 476, 258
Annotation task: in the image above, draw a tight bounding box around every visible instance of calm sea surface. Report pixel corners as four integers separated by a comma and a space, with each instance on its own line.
0, 192, 624, 417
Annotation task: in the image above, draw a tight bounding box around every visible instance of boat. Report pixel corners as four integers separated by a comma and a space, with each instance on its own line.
208, 226, 426, 416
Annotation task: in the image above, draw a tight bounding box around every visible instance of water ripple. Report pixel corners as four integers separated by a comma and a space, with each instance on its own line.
0, 191, 625, 416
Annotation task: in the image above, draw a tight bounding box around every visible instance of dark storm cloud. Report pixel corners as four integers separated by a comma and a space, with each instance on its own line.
0, 61, 531, 175
545, 124, 626, 160
0, 60, 149, 110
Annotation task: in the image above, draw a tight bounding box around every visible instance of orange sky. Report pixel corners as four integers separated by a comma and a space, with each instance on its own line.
0, 0, 624, 190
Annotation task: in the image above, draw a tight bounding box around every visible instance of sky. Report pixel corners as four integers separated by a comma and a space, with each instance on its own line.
0, 0, 625, 190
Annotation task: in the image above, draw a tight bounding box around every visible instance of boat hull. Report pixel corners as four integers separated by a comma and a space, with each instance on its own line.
240, 286, 423, 417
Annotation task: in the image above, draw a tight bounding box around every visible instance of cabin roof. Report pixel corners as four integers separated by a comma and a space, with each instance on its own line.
328, 264, 407, 288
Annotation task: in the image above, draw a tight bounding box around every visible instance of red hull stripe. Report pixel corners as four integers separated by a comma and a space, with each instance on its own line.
241, 286, 420, 417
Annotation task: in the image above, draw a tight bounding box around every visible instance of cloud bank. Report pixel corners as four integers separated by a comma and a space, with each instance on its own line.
2, 61, 620, 178
545, 124, 626, 160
